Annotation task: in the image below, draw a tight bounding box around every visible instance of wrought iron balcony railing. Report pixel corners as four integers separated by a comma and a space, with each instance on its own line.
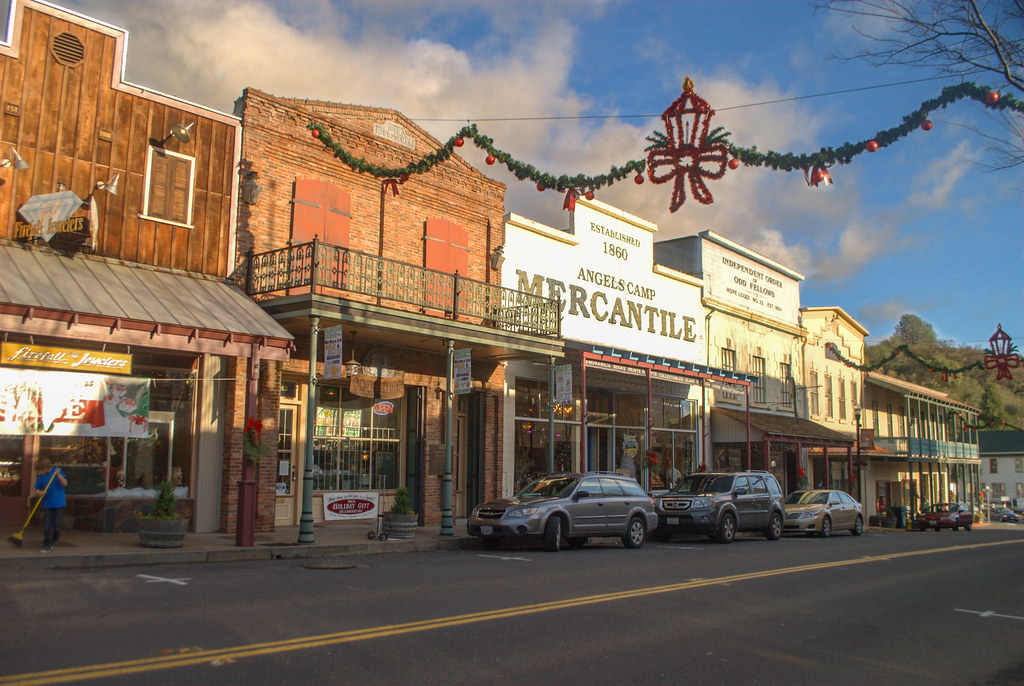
247, 239, 561, 338
873, 436, 979, 460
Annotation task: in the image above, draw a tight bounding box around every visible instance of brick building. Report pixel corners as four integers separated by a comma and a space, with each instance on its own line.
234, 89, 561, 531
0, 1, 291, 534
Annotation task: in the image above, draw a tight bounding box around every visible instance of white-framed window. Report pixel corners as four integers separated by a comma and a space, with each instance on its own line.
752, 356, 766, 404
809, 371, 819, 416
142, 146, 195, 227
779, 362, 792, 406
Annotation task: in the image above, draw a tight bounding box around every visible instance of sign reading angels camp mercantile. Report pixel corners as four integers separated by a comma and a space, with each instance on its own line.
323, 325, 345, 380
453, 348, 472, 395
555, 364, 573, 404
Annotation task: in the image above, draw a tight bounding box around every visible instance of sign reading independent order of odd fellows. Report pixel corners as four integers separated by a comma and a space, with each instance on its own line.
503, 198, 703, 362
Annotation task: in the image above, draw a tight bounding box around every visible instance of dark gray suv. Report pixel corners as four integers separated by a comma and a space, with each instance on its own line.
468, 472, 657, 552
652, 471, 785, 543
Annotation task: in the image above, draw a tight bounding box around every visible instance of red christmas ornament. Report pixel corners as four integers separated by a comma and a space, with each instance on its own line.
584, 191, 595, 200
646, 78, 728, 210
536, 183, 545, 192
986, 91, 1000, 104
865, 140, 879, 152
728, 158, 740, 170
454, 137, 464, 147
485, 155, 495, 165
634, 174, 644, 185
921, 120, 933, 131
400, 173, 410, 183
311, 128, 320, 139
984, 323, 1019, 380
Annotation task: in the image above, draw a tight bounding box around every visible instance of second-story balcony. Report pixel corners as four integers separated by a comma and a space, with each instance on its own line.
874, 436, 979, 460
247, 239, 560, 339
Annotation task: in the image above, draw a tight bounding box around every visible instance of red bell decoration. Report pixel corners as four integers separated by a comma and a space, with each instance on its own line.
921, 120, 933, 131
454, 137, 464, 147
728, 158, 740, 170
986, 91, 1000, 104
485, 155, 495, 165
803, 163, 832, 187
865, 140, 879, 152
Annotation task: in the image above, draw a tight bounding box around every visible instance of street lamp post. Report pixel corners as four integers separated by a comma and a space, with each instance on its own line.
854, 405, 863, 505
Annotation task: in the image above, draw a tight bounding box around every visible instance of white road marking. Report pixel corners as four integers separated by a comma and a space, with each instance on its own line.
136, 574, 190, 586
478, 554, 531, 561
954, 608, 1024, 621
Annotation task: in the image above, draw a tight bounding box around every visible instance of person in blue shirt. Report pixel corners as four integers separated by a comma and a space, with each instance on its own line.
33, 457, 68, 553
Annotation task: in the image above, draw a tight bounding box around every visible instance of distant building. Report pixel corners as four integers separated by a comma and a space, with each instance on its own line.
979, 431, 1024, 510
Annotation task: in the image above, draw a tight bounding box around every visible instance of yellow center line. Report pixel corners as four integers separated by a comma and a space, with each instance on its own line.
3, 539, 1019, 685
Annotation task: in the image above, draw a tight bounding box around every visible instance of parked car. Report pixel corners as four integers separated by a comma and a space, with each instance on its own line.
783, 489, 864, 537
987, 505, 1020, 523
916, 502, 973, 531
652, 470, 785, 544
467, 472, 657, 552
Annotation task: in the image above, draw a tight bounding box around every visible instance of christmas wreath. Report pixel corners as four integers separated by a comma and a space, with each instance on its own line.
243, 417, 271, 464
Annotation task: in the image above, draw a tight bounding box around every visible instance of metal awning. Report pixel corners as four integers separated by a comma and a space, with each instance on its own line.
0, 243, 292, 360
713, 407, 855, 446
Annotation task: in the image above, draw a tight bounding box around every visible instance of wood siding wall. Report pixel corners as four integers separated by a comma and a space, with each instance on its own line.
0, 4, 237, 277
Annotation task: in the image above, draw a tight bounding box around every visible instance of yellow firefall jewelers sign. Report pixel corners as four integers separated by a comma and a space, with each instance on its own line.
1, 343, 132, 374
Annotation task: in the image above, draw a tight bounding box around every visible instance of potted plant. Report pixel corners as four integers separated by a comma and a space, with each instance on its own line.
137, 480, 189, 548
381, 487, 417, 540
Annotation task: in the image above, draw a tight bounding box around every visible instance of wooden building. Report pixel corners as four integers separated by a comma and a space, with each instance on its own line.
0, 0, 291, 535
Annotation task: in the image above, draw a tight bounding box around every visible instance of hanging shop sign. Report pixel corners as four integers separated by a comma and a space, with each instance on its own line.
13, 191, 94, 249
323, 325, 345, 380
350, 347, 405, 399
2, 343, 132, 374
323, 491, 379, 521
505, 201, 702, 362
453, 348, 472, 394
0, 368, 150, 437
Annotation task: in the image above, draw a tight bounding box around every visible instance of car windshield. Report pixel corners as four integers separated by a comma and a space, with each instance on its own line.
515, 476, 579, 499
785, 491, 828, 505
673, 475, 733, 494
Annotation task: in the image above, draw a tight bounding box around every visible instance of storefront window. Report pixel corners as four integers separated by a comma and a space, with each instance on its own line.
312, 385, 401, 491
0, 436, 24, 496
514, 421, 578, 490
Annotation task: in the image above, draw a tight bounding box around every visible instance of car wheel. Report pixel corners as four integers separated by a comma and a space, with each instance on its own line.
567, 537, 587, 548
852, 515, 863, 536
481, 537, 500, 550
715, 512, 736, 544
819, 516, 832, 538
543, 516, 562, 552
766, 512, 782, 540
622, 516, 646, 549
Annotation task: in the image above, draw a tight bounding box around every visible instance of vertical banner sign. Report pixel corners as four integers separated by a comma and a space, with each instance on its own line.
453, 348, 472, 395
323, 325, 345, 380
554, 364, 573, 404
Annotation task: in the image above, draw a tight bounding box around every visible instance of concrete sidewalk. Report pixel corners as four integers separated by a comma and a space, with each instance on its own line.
0, 521, 479, 571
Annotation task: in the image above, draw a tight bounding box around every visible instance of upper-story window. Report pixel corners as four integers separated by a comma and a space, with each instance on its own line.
291, 179, 351, 246
825, 374, 834, 419
838, 378, 847, 421
809, 371, 819, 416
779, 362, 792, 406
143, 147, 195, 226
424, 218, 469, 275
719, 348, 738, 402
752, 356, 766, 404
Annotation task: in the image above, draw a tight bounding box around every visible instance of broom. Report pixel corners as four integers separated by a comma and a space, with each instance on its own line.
7, 468, 59, 548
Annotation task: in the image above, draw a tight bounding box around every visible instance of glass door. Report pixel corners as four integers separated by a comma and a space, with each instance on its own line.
275, 405, 298, 526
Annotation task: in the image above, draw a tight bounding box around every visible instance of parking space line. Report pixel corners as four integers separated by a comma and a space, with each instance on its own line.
954, 608, 1024, 621
477, 554, 532, 561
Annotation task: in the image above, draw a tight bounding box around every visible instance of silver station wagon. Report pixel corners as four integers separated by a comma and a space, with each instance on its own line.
467, 472, 657, 552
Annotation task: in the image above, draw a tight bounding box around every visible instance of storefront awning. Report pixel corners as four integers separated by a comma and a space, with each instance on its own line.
569, 342, 755, 386
713, 407, 855, 447
0, 244, 293, 360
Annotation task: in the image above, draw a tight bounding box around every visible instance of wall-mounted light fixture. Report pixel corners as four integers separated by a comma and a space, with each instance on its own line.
159, 122, 194, 148
240, 170, 261, 205
94, 173, 119, 196
490, 244, 505, 270
0, 147, 29, 169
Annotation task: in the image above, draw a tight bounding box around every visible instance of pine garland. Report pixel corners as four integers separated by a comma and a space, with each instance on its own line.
825, 342, 985, 377
306, 81, 1020, 194
957, 414, 1024, 434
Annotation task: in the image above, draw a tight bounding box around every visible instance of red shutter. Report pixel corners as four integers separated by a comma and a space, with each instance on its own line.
292, 180, 351, 247
424, 219, 469, 275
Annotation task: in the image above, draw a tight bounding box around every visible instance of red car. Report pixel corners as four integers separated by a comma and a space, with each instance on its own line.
917, 502, 974, 531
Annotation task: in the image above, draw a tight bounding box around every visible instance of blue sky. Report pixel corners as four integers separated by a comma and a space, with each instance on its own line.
66, 0, 1023, 348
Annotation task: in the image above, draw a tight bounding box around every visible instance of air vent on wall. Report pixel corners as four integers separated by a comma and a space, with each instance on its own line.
50, 32, 84, 68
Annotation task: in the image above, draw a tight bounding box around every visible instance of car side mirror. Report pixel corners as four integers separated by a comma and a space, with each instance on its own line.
575, 490, 591, 500
733, 487, 747, 496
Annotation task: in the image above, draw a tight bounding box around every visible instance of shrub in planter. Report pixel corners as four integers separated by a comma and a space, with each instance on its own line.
138, 480, 189, 548
382, 487, 417, 540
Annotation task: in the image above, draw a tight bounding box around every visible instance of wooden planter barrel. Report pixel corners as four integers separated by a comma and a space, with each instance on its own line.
138, 518, 190, 548
382, 512, 417, 540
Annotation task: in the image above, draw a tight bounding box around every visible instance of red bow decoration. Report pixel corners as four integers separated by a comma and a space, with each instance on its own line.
646, 81, 728, 210
245, 416, 262, 437
645, 450, 658, 465
563, 189, 580, 212
984, 324, 1019, 380
382, 179, 401, 196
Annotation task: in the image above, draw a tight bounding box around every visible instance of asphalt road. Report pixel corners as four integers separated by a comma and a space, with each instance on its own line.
2, 527, 1022, 686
